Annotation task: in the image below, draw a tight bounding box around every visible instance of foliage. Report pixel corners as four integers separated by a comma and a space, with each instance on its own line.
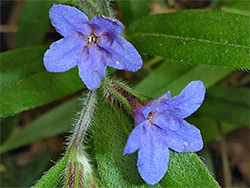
0, 0, 249, 187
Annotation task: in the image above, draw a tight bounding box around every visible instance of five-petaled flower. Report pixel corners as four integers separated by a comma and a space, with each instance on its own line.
123, 81, 205, 185
44, 4, 142, 90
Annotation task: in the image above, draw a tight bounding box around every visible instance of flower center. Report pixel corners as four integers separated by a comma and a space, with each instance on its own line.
146, 111, 154, 124
87, 33, 97, 44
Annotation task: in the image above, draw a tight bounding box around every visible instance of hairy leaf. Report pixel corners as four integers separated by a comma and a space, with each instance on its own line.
0, 46, 83, 117
34, 153, 69, 188
127, 10, 250, 69
91, 94, 218, 187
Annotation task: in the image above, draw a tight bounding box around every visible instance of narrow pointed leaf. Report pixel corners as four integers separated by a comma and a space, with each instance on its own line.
189, 116, 239, 144
198, 95, 250, 126
0, 97, 79, 154
135, 61, 233, 97
14, 1, 52, 48
221, 1, 250, 16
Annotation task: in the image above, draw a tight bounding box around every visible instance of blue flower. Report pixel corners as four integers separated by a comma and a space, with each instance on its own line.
44, 4, 142, 90
123, 81, 205, 185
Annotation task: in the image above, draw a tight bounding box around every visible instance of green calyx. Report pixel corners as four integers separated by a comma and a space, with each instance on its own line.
101, 77, 149, 115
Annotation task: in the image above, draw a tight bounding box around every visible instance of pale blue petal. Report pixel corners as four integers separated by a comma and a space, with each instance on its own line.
167, 81, 205, 118
90, 15, 124, 35
152, 112, 180, 131
98, 36, 143, 72
49, 4, 91, 37
134, 105, 153, 126
149, 91, 171, 107
44, 36, 83, 72
163, 119, 203, 152
123, 122, 144, 155
137, 125, 169, 185
78, 45, 106, 90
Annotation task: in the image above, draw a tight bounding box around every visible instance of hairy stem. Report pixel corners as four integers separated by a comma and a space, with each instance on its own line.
68, 90, 97, 149
76, 0, 98, 18
64, 90, 99, 187
99, 0, 112, 17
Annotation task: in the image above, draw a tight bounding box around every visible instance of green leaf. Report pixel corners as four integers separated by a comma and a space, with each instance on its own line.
211, 0, 225, 10
206, 86, 249, 108
117, 0, 149, 26
135, 60, 248, 126
0, 115, 19, 143
127, 10, 250, 69
34, 153, 69, 188
0, 97, 79, 154
189, 116, 239, 144
135, 61, 193, 97
197, 146, 215, 174
91, 93, 218, 187
56, 0, 76, 4
221, 1, 250, 16
0, 46, 83, 117
159, 152, 218, 187
14, 1, 52, 48
0, 153, 50, 187
135, 61, 233, 97
196, 86, 250, 126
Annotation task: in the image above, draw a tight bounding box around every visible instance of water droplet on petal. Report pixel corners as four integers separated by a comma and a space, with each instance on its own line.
183, 141, 188, 147
115, 60, 120, 65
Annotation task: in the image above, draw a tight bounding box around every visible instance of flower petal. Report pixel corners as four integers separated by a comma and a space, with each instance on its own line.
152, 111, 180, 131
78, 46, 107, 90
90, 15, 124, 35
98, 36, 143, 72
163, 119, 203, 152
166, 81, 205, 118
44, 36, 82, 72
134, 105, 154, 126
123, 122, 144, 155
137, 125, 169, 185
49, 4, 91, 37
149, 91, 171, 107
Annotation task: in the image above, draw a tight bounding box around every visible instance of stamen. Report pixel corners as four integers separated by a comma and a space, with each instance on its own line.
87, 33, 97, 44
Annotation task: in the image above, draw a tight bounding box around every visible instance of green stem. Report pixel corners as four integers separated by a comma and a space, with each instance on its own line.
76, 0, 98, 18
217, 120, 232, 188
68, 90, 97, 149
64, 90, 99, 187
102, 77, 148, 115
99, 0, 112, 17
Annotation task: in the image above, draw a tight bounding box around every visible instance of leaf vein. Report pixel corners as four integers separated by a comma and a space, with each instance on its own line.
131, 33, 250, 49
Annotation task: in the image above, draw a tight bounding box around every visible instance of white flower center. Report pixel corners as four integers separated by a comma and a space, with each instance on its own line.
87, 33, 97, 44
146, 111, 154, 125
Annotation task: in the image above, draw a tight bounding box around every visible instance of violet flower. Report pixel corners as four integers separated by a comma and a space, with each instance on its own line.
123, 81, 205, 185
44, 4, 142, 90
